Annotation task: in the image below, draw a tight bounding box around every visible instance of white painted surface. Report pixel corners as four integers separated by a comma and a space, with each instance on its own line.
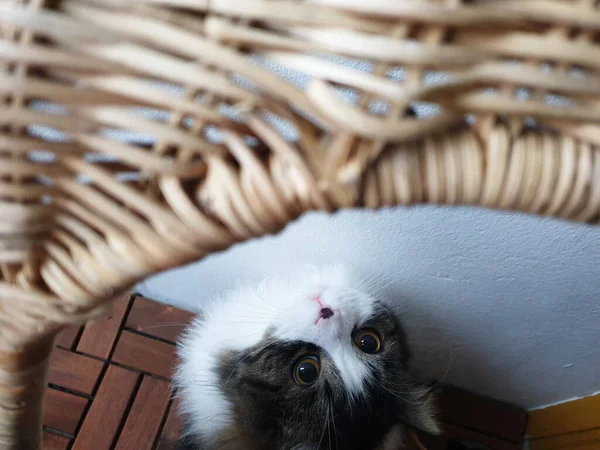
137, 205, 600, 410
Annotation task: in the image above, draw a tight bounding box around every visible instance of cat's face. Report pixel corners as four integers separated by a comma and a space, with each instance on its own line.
177, 266, 440, 450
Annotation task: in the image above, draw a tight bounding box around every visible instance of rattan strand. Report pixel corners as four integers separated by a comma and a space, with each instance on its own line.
2, 0, 600, 448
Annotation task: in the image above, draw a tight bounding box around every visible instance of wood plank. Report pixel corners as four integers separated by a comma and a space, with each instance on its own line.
126, 295, 195, 342
55, 325, 81, 350
72, 365, 139, 450
43, 388, 87, 434
530, 428, 600, 450
43, 432, 71, 450
77, 293, 131, 359
111, 331, 176, 379
554, 445, 600, 450
156, 397, 185, 450
439, 423, 521, 450
438, 386, 527, 442
409, 424, 524, 450
114, 376, 172, 450
49, 348, 103, 395
405, 431, 444, 450
532, 443, 599, 450
412, 431, 447, 450
527, 393, 600, 438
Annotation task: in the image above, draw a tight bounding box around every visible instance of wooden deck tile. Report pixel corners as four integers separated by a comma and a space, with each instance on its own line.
417, 423, 523, 450
114, 376, 172, 450
77, 292, 131, 359
72, 365, 139, 450
43, 292, 528, 449
440, 423, 522, 450
55, 325, 82, 350
156, 397, 185, 450
43, 388, 87, 434
126, 295, 195, 342
438, 386, 527, 443
43, 432, 71, 450
111, 330, 176, 379
49, 348, 103, 395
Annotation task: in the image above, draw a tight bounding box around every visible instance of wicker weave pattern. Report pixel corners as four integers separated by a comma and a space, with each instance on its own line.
1, 0, 600, 448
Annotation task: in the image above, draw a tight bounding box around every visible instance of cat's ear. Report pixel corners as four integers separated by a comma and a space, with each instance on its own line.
397, 389, 442, 435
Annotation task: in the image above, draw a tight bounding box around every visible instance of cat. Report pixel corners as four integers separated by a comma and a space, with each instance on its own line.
174, 265, 441, 450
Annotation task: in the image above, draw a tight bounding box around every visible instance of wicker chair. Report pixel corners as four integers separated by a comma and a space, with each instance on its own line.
2, 0, 600, 448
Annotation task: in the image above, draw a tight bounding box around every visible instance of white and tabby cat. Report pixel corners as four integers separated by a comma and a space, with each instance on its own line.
175, 265, 440, 450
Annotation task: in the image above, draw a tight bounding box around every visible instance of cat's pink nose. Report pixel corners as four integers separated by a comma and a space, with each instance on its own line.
320, 307, 334, 319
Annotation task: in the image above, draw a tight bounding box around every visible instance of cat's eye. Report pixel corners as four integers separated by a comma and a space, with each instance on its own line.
293, 355, 320, 385
354, 329, 381, 354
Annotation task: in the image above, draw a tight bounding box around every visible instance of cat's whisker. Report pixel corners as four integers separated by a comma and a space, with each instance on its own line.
317, 401, 329, 450
138, 322, 186, 330
423, 339, 454, 393
347, 390, 355, 418
217, 313, 277, 321
232, 300, 282, 314
329, 400, 339, 450
190, 383, 221, 392
198, 321, 271, 326
360, 272, 401, 294
375, 301, 396, 324
254, 293, 285, 313
228, 305, 278, 315
378, 383, 426, 406
381, 383, 426, 397
327, 414, 332, 450
353, 273, 384, 292
201, 412, 229, 425
373, 279, 399, 294
219, 331, 264, 344
300, 291, 314, 303
391, 340, 454, 397
362, 274, 399, 294
362, 275, 386, 292
222, 339, 280, 387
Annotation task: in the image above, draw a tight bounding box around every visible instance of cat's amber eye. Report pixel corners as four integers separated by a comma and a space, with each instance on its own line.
354, 329, 381, 354
293, 355, 320, 385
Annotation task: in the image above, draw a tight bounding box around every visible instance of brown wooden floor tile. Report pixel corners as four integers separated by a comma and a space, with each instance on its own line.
126, 295, 195, 342
404, 431, 440, 450
72, 365, 139, 450
440, 423, 522, 450
49, 348, 103, 394
156, 397, 184, 450
44, 388, 87, 434
44, 292, 528, 449
111, 330, 176, 379
414, 432, 446, 450
55, 325, 82, 350
114, 376, 172, 450
43, 432, 71, 450
77, 292, 132, 359
438, 386, 527, 443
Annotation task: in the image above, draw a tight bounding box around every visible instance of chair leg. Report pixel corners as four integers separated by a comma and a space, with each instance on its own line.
0, 336, 55, 450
